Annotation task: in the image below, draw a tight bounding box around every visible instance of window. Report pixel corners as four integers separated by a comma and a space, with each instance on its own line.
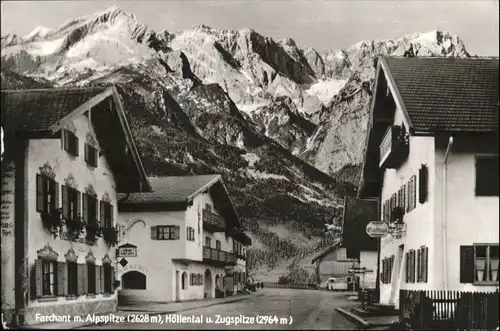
87, 262, 96, 294
42, 260, 57, 296
100, 201, 114, 228
62, 186, 80, 220
67, 262, 78, 296
205, 236, 211, 247
383, 200, 390, 222
398, 185, 406, 214
84, 143, 98, 168
216, 240, 221, 250
475, 156, 499, 196
205, 203, 212, 212
382, 255, 394, 284
103, 264, 112, 294
63, 130, 79, 157
419, 165, 429, 203
461, 244, 499, 284
153, 225, 180, 240
187, 227, 195, 241
36, 174, 58, 214
406, 250, 416, 283
83, 194, 98, 225
122, 271, 146, 290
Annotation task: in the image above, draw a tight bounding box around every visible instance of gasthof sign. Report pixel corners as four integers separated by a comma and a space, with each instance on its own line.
366, 221, 389, 238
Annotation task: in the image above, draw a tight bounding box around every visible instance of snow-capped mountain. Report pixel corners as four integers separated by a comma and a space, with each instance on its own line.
0, 5, 470, 281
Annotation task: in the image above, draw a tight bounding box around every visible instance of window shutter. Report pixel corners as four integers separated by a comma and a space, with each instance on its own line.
34, 259, 43, 298
75, 136, 79, 156
424, 247, 429, 283
100, 201, 105, 226
93, 147, 98, 168
96, 265, 101, 294
57, 261, 66, 296
100, 266, 105, 294
94, 198, 99, 226
36, 174, 44, 212
63, 130, 69, 152
84, 144, 89, 163
460, 246, 474, 283
411, 251, 416, 283
412, 176, 417, 210
151, 226, 157, 240
174, 226, 180, 239
405, 253, 409, 283
402, 184, 406, 213
54, 182, 60, 210
62, 185, 69, 220
419, 165, 428, 203
82, 193, 88, 224
83, 263, 88, 294
417, 249, 421, 282
111, 266, 115, 292
76, 191, 81, 219
77, 263, 84, 295
110, 204, 114, 227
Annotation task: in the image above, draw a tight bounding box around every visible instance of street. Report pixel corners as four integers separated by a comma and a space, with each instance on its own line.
78, 289, 359, 330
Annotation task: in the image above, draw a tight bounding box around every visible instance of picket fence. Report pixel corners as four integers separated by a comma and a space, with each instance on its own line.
400, 289, 499, 330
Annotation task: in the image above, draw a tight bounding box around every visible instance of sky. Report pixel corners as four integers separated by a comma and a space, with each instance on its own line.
1, 0, 499, 56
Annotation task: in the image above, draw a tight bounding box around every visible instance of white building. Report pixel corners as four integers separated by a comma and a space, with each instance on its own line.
116, 175, 251, 303
1, 87, 150, 326
359, 57, 499, 308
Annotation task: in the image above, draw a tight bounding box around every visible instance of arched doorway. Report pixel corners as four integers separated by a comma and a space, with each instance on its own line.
122, 271, 146, 289
204, 269, 213, 299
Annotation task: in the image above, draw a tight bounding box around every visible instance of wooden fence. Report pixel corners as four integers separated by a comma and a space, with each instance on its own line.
262, 282, 313, 290
400, 289, 499, 330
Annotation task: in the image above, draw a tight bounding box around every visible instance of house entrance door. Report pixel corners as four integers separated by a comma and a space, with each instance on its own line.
389, 245, 404, 307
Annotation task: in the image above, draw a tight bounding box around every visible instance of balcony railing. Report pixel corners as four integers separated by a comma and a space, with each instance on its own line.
379, 125, 409, 169
203, 209, 225, 232
203, 246, 237, 265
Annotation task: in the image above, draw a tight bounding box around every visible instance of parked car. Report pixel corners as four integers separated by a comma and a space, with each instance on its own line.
326, 277, 348, 291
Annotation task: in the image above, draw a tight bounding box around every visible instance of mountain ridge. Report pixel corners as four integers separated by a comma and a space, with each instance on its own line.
0, 5, 471, 281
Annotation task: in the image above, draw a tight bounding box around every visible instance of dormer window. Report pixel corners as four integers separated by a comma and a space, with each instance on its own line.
63, 130, 79, 157
84, 143, 98, 168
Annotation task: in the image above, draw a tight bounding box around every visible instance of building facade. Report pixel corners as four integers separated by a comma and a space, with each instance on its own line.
1, 87, 150, 326
359, 57, 499, 308
116, 175, 251, 304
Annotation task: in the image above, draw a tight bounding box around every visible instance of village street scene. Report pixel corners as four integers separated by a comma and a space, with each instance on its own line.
1, 0, 499, 330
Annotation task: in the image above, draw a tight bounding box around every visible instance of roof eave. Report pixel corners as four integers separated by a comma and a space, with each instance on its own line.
379, 56, 415, 130
111, 86, 152, 192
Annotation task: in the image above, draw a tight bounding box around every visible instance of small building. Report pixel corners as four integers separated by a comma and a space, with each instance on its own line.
342, 196, 379, 289
312, 240, 359, 289
1, 87, 150, 326
116, 175, 251, 303
359, 57, 499, 308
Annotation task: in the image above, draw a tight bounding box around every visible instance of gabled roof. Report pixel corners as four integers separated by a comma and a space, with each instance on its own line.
1, 86, 151, 193
1, 87, 107, 132
118, 174, 241, 228
118, 175, 221, 204
380, 56, 499, 133
311, 239, 342, 264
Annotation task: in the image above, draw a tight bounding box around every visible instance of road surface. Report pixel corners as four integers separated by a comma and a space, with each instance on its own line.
79, 289, 359, 330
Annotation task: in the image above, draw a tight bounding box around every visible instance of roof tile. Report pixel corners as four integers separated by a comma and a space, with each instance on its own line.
118, 175, 221, 204
1, 87, 108, 132
383, 57, 499, 133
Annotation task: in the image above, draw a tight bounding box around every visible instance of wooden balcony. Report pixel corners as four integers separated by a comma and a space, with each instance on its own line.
203, 246, 237, 266
202, 209, 225, 233
379, 125, 409, 169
